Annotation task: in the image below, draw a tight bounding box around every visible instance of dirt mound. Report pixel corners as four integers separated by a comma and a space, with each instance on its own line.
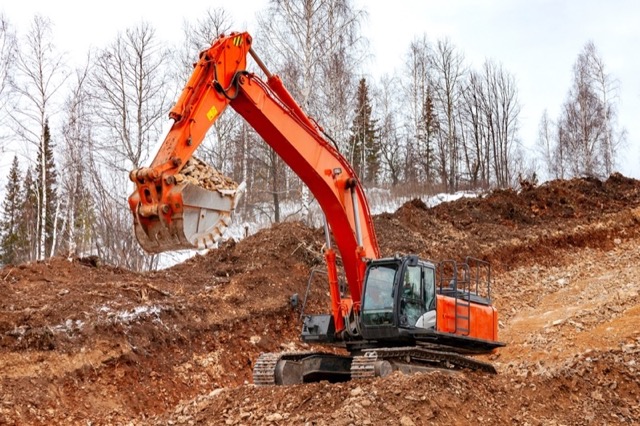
155, 345, 639, 425
1, 174, 640, 425
376, 174, 640, 269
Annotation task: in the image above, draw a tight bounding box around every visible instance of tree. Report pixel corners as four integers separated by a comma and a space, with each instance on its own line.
0, 14, 17, 147
19, 167, 38, 262
0, 156, 23, 265
348, 78, 378, 185
458, 60, 521, 188
11, 15, 68, 260
555, 41, 625, 178
402, 35, 434, 185
459, 69, 487, 186
418, 88, 439, 185
481, 60, 520, 187
431, 38, 465, 192
58, 60, 94, 256
90, 21, 172, 171
88, 22, 172, 270
580, 41, 625, 175
375, 74, 403, 186
34, 120, 58, 258
536, 109, 564, 180
257, 0, 366, 118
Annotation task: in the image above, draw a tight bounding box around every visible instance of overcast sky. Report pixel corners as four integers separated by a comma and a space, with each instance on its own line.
1, 0, 639, 179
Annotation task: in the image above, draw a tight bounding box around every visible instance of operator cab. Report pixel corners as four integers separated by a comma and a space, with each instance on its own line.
360, 255, 436, 341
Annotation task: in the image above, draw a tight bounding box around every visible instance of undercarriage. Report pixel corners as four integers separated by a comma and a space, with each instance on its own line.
253, 344, 497, 386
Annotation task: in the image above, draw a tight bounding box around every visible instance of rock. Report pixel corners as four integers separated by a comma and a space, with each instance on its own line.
209, 389, 224, 398
177, 157, 238, 192
400, 416, 416, 426
266, 413, 283, 422
350, 387, 363, 397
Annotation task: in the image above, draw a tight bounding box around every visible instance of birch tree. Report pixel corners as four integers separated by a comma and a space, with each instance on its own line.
89, 21, 172, 172
257, 0, 366, 118
536, 109, 565, 180
580, 41, 625, 176
88, 22, 171, 270
481, 60, 520, 187
11, 15, 68, 260
460, 70, 487, 186
431, 38, 465, 192
374, 74, 403, 186
555, 42, 624, 178
0, 14, 16, 147
58, 60, 94, 256
402, 35, 434, 185
177, 8, 233, 81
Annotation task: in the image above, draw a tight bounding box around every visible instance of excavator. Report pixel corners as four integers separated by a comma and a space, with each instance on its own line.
128, 32, 504, 385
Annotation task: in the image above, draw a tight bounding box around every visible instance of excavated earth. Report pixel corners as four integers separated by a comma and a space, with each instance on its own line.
1, 173, 639, 425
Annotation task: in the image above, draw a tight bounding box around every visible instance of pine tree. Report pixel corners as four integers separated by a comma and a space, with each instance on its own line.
34, 119, 58, 258
20, 167, 39, 262
0, 156, 23, 265
417, 88, 438, 184
348, 78, 379, 185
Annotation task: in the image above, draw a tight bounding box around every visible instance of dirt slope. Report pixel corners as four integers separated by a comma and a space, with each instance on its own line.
1, 173, 639, 425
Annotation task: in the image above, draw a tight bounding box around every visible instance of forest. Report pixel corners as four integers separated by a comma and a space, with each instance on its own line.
0, 1, 627, 270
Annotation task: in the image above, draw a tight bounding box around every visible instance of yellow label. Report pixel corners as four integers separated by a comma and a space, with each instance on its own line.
233, 36, 242, 47
207, 105, 218, 121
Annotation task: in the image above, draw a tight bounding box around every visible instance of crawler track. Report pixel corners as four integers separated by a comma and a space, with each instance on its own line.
253, 351, 329, 386
351, 346, 496, 378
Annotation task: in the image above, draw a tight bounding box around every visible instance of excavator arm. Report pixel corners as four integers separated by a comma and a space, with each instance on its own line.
128, 32, 380, 332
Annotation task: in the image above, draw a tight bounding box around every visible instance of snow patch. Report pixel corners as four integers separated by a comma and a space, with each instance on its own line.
51, 319, 85, 334
98, 304, 165, 324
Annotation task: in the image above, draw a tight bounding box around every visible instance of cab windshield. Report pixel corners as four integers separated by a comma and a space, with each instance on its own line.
361, 263, 398, 326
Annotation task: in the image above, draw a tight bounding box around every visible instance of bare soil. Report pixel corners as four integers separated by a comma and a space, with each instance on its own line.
1, 173, 639, 425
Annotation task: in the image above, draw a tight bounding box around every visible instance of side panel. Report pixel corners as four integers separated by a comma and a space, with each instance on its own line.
435, 295, 498, 342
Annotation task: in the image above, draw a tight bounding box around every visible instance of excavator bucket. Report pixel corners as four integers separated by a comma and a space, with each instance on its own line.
131, 157, 244, 253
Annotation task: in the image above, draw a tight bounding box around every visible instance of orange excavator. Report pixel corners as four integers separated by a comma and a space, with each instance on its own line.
128, 32, 504, 385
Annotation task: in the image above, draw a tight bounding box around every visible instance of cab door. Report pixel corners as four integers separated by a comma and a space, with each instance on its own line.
399, 263, 436, 328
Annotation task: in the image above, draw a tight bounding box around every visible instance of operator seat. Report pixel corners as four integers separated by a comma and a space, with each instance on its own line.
415, 310, 436, 329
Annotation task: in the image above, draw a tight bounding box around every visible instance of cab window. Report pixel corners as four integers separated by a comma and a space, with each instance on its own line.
362, 264, 397, 326
400, 265, 422, 326
424, 266, 435, 310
